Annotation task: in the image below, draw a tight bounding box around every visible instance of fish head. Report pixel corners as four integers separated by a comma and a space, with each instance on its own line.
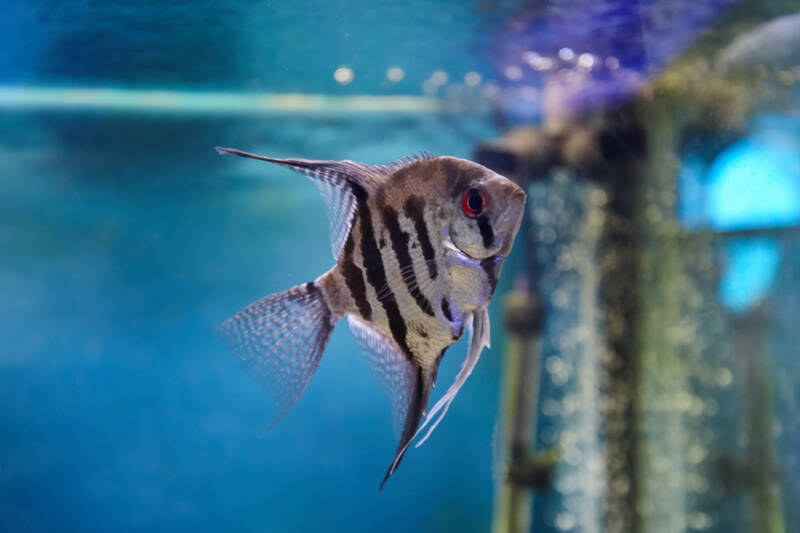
441, 159, 526, 261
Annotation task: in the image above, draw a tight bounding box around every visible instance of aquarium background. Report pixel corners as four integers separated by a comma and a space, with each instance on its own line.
1, 1, 798, 532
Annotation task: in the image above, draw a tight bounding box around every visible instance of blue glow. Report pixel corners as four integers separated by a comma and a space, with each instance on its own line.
706, 138, 800, 230
719, 238, 782, 312
680, 115, 799, 312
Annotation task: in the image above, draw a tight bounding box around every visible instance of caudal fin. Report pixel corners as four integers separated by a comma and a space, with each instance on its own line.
217, 282, 336, 425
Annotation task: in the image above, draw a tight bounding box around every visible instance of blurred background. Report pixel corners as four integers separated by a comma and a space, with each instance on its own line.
1, 1, 798, 532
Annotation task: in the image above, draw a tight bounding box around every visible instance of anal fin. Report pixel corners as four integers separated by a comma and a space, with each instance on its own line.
348, 316, 432, 490
380, 365, 429, 490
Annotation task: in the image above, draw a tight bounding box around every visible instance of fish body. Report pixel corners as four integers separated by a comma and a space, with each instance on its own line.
216, 148, 526, 488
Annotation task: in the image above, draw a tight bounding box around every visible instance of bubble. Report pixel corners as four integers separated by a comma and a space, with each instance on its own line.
674, 391, 691, 411
558, 47, 575, 61
687, 512, 712, 530
553, 289, 570, 308
530, 56, 555, 71
542, 398, 562, 416
555, 512, 576, 530
577, 53, 595, 70
645, 204, 662, 222
778, 70, 795, 86
483, 81, 500, 99
541, 426, 559, 443
605, 56, 620, 70
430, 70, 449, 85
522, 50, 539, 63
611, 476, 630, 495
556, 248, 575, 271
555, 475, 577, 494
533, 207, 552, 224
546, 355, 565, 375
716, 367, 733, 387
588, 208, 606, 229
333, 66, 354, 84
546, 356, 570, 386
464, 71, 482, 86
504, 65, 523, 80
561, 395, 578, 414
386, 66, 405, 82
589, 188, 608, 207
540, 226, 557, 243
688, 473, 710, 493
687, 444, 706, 465
689, 397, 705, 416
564, 446, 583, 466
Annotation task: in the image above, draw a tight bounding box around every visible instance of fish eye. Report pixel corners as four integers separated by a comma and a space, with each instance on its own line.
461, 188, 487, 218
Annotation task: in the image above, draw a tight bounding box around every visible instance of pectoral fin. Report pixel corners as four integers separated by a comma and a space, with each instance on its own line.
413, 307, 491, 447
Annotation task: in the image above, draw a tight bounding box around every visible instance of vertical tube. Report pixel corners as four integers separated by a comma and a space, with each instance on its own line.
594, 108, 647, 533
732, 310, 786, 533
492, 291, 543, 533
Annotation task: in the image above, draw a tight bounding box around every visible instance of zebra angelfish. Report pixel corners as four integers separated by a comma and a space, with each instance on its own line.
216, 147, 526, 488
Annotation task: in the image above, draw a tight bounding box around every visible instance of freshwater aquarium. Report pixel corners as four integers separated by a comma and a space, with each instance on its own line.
1, 1, 799, 532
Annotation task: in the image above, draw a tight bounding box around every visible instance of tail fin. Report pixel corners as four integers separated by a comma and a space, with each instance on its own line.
217, 282, 336, 425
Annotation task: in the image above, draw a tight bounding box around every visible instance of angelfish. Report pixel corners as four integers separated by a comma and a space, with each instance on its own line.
216, 147, 526, 488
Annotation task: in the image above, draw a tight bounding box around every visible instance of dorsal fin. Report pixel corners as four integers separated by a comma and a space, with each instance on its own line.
216, 147, 387, 259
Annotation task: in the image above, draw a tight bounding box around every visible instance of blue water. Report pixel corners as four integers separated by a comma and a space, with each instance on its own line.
0, 1, 493, 95
0, 111, 509, 531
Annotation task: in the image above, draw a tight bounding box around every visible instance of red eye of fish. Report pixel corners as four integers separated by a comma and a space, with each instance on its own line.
461, 188, 487, 218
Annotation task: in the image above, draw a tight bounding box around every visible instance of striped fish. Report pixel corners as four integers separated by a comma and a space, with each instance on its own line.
216, 147, 526, 488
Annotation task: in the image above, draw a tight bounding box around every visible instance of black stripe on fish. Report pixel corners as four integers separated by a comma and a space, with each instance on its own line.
341, 231, 372, 320
403, 196, 438, 280
476, 216, 495, 249
381, 205, 435, 318
481, 256, 500, 294
430, 347, 448, 385
350, 181, 414, 360
440, 297, 453, 322
447, 159, 482, 199
306, 281, 332, 326
391, 163, 415, 185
